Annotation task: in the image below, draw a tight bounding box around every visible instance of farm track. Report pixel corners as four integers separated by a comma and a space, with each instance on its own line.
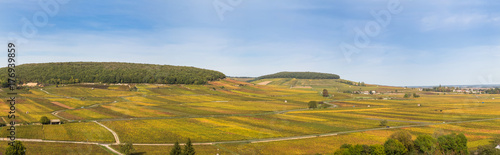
94, 121, 121, 144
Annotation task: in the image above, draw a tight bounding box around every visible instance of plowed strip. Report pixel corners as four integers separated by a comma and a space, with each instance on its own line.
51, 102, 74, 109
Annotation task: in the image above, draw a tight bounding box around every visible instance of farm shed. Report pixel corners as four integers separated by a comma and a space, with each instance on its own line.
50, 119, 61, 125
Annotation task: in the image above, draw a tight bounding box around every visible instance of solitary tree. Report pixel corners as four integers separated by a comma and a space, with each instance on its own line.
322, 89, 329, 97
39, 116, 50, 124
5, 141, 26, 155
413, 93, 420, 98
404, 93, 410, 98
308, 101, 317, 109
183, 138, 195, 155
119, 143, 134, 155
379, 120, 388, 126
170, 141, 182, 155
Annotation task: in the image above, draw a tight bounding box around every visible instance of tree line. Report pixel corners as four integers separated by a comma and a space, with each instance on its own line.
485, 88, 500, 94
422, 85, 455, 92
339, 80, 365, 86
334, 131, 470, 155
255, 72, 340, 80
0, 62, 226, 86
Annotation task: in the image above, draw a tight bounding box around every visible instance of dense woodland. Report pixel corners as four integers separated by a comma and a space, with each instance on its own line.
0, 62, 226, 85
256, 72, 340, 80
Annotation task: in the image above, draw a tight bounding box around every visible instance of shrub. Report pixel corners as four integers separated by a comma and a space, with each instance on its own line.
40, 116, 50, 124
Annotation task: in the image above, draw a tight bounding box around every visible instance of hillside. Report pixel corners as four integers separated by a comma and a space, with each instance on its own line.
256, 72, 340, 80
1, 62, 225, 85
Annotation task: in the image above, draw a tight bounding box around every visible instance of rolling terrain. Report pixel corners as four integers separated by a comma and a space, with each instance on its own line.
0, 68, 498, 154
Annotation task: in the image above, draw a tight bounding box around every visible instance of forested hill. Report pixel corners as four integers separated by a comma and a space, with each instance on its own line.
256, 72, 340, 80
1, 62, 226, 85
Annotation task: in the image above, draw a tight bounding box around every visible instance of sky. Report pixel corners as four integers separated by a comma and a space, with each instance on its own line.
1, 0, 499, 86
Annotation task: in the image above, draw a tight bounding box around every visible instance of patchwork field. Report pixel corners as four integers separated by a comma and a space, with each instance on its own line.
0, 78, 498, 154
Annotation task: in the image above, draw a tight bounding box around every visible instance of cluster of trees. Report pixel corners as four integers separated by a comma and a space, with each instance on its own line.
170, 138, 195, 155
5, 141, 26, 155
423, 85, 455, 92
338, 80, 366, 86
0, 62, 226, 86
485, 88, 500, 94
308, 101, 330, 109
473, 137, 500, 155
334, 131, 469, 155
404, 93, 420, 98
256, 72, 340, 80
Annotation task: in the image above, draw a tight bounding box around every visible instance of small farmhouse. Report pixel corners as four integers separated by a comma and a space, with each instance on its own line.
23, 82, 38, 87
50, 119, 61, 125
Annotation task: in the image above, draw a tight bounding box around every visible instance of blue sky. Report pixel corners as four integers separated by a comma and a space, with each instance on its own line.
1, 0, 499, 86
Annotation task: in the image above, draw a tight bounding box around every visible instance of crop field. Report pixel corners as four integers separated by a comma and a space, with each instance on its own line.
98, 112, 412, 144
218, 119, 500, 154
0, 142, 110, 155
43, 86, 141, 97
0, 122, 115, 142
110, 145, 232, 155
0, 78, 498, 154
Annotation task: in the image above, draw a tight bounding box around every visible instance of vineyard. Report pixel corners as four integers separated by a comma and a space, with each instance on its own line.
0, 78, 499, 154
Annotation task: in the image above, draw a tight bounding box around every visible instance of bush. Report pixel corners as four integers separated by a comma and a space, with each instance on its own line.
5, 141, 26, 155
308, 101, 317, 109
413, 93, 420, 98
379, 120, 388, 126
119, 143, 134, 155
40, 116, 50, 124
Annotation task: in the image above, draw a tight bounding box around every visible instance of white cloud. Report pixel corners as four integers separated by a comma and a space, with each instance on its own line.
420, 13, 491, 31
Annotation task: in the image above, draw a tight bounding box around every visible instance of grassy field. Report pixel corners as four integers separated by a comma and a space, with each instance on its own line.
0, 78, 498, 154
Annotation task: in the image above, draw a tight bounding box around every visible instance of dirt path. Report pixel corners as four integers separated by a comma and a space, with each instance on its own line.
102, 144, 124, 155
365, 118, 429, 124
94, 121, 120, 144
257, 81, 272, 85
51, 102, 74, 109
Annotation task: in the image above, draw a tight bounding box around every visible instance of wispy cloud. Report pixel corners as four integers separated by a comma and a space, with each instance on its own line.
1, 0, 499, 86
